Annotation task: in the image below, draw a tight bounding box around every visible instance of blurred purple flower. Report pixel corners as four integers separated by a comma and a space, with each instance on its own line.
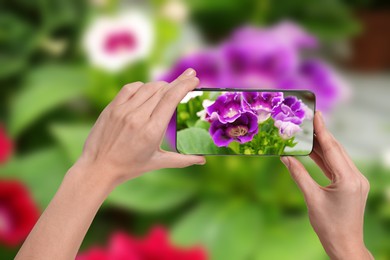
205, 92, 243, 123
162, 21, 347, 149
242, 92, 284, 122
272, 96, 305, 125
209, 111, 258, 147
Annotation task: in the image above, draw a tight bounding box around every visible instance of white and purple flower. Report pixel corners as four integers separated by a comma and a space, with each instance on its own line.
83, 11, 154, 72
209, 111, 258, 147
271, 96, 306, 139
242, 92, 284, 123
205, 92, 244, 123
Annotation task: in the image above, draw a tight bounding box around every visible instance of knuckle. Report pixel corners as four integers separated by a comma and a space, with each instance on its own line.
343, 177, 363, 194
125, 114, 140, 128
109, 107, 124, 121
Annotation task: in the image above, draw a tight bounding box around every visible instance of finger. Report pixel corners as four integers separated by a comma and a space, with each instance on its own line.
126, 68, 197, 114
168, 68, 197, 85
111, 81, 144, 106
151, 77, 200, 127
281, 156, 319, 200
313, 111, 351, 177
309, 151, 333, 181
123, 81, 168, 110
156, 150, 206, 168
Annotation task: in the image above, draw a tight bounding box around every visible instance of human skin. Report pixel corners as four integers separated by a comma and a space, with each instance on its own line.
16, 70, 373, 260
281, 111, 373, 260
15, 68, 205, 260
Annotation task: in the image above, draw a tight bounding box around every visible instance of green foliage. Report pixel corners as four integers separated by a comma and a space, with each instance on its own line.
50, 123, 92, 163
188, 0, 360, 41
0, 147, 70, 209
172, 199, 263, 260
9, 65, 89, 137
107, 169, 199, 213
177, 127, 234, 155
241, 118, 297, 155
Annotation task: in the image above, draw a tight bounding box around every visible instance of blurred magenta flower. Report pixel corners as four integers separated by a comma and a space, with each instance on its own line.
77, 226, 207, 260
242, 92, 284, 123
0, 180, 39, 247
209, 111, 258, 147
0, 125, 13, 164
83, 11, 154, 72
162, 21, 344, 148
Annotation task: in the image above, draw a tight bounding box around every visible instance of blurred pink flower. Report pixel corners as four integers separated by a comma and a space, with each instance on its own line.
83, 11, 154, 72
77, 226, 207, 260
0, 124, 13, 164
0, 180, 39, 247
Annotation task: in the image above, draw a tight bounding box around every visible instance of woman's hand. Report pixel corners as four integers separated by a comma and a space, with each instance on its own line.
16, 68, 205, 260
281, 111, 373, 260
74, 68, 205, 186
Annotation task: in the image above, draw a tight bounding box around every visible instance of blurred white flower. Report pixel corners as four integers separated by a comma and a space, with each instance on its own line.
196, 99, 214, 121
382, 149, 390, 169
83, 11, 154, 72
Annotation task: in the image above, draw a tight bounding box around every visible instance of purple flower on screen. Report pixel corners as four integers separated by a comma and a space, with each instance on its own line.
272, 96, 305, 125
209, 112, 258, 147
272, 96, 306, 139
274, 120, 302, 139
205, 92, 243, 123
242, 92, 284, 122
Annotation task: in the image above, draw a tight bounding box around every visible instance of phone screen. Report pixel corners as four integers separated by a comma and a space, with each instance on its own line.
176, 89, 315, 156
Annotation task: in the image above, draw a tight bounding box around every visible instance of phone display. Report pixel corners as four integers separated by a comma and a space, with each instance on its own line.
176, 89, 315, 156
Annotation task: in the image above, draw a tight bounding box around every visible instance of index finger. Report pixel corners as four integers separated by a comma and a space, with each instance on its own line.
150, 75, 200, 127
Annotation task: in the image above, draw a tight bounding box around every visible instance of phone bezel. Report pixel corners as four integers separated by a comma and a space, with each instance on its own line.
175, 88, 316, 156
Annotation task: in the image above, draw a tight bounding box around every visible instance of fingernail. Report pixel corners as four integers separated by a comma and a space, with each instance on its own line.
196, 160, 205, 165
183, 68, 196, 77
280, 156, 290, 168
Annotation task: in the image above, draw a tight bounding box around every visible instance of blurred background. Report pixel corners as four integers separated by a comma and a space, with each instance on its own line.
0, 0, 389, 259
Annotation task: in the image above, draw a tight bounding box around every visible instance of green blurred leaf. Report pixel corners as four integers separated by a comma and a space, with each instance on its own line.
107, 169, 199, 213
172, 199, 262, 260
50, 123, 92, 163
0, 147, 69, 208
177, 127, 233, 154
254, 217, 326, 260
9, 64, 88, 136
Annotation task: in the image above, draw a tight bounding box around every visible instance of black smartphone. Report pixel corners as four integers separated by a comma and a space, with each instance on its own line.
176, 88, 315, 156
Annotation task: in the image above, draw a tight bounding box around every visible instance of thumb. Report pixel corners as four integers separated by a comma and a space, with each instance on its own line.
157, 151, 206, 168
281, 156, 318, 200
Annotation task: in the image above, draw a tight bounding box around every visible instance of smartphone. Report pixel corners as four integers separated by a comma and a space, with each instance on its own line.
176, 89, 315, 156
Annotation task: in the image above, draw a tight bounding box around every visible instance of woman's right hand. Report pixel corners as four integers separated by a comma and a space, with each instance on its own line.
281, 112, 373, 260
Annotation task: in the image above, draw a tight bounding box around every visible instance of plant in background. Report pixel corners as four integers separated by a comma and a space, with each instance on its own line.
77, 226, 207, 260
0, 180, 39, 247
162, 21, 348, 148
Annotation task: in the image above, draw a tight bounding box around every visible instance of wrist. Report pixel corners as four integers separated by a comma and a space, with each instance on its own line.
66, 159, 119, 198
325, 239, 372, 260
